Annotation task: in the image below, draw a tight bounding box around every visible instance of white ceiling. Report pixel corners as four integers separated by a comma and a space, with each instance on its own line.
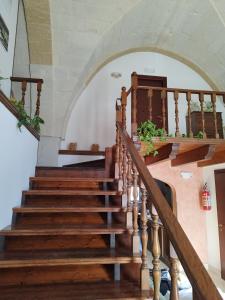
45, 0, 225, 136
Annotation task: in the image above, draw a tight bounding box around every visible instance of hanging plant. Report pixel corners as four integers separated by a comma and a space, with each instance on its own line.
10, 98, 44, 133
137, 121, 167, 156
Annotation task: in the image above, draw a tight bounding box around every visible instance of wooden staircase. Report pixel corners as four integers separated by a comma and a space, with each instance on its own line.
0, 166, 152, 299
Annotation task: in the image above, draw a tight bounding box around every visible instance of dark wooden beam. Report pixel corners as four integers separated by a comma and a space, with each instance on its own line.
198, 150, 225, 167
59, 150, 105, 156
171, 144, 216, 167
145, 143, 179, 165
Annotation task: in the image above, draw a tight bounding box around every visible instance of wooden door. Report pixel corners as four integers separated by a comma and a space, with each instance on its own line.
135, 74, 168, 130
215, 169, 225, 279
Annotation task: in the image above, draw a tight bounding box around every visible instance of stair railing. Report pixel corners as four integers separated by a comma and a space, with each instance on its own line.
115, 95, 222, 300
10, 76, 44, 117
130, 72, 225, 139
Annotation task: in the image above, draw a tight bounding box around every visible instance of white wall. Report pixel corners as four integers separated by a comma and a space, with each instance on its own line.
0, 102, 38, 229
61, 52, 225, 165
203, 163, 225, 274
0, 0, 19, 96
12, 0, 31, 112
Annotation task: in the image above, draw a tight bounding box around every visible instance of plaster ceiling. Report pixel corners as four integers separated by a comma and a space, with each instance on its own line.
24, 0, 225, 137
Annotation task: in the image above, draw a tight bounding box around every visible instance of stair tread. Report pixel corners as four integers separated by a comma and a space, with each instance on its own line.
0, 281, 153, 299
24, 190, 118, 195
0, 249, 141, 268
0, 224, 129, 236
14, 206, 124, 213
30, 177, 114, 182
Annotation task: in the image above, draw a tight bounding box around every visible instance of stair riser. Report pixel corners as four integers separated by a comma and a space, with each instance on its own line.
4, 235, 111, 251
22, 195, 110, 207
13, 212, 125, 226
0, 264, 113, 286
35, 169, 106, 178
31, 181, 103, 190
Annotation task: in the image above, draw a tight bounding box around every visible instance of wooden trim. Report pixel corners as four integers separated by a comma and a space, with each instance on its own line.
171, 145, 216, 167
0, 90, 40, 140
10, 76, 43, 84
58, 150, 105, 156
117, 122, 222, 300
145, 143, 179, 165
198, 152, 225, 167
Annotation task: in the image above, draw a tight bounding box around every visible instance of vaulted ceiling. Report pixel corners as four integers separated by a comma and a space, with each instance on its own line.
23, 0, 225, 137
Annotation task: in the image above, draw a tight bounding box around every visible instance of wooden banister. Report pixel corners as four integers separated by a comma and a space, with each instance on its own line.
10, 76, 44, 117
117, 122, 222, 300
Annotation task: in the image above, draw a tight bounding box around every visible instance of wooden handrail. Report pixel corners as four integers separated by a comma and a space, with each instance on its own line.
117, 122, 222, 300
136, 85, 225, 96
10, 77, 43, 84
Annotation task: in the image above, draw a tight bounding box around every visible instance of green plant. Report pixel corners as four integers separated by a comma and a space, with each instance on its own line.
195, 131, 204, 139
10, 98, 44, 133
190, 100, 213, 112
137, 121, 167, 156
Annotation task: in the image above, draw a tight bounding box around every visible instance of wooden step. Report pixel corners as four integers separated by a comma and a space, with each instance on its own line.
23, 195, 109, 207
0, 225, 128, 236
13, 206, 126, 226
13, 206, 123, 213
30, 177, 114, 182
0, 249, 141, 268
0, 281, 153, 299
35, 167, 106, 178
30, 177, 114, 190
23, 190, 118, 196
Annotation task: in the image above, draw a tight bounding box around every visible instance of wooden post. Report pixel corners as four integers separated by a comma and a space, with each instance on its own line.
161, 89, 167, 132
21, 80, 27, 107
151, 207, 161, 300
121, 87, 127, 130
148, 88, 153, 122
140, 181, 150, 290
170, 258, 180, 300
199, 92, 207, 138
131, 72, 138, 136
132, 163, 140, 255
115, 104, 122, 180
174, 91, 180, 137
35, 81, 42, 116
186, 91, 193, 137
126, 152, 133, 228
211, 93, 219, 139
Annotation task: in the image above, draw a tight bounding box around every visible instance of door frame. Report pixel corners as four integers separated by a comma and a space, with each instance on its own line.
214, 169, 225, 280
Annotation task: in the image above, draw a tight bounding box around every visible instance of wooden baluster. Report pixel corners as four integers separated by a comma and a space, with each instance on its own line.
170, 258, 180, 300
199, 92, 207, 138
151, 207, 161, 300
211, 93, 219, 139
121, 142, 127, 207
140, 181, 150, 290
161, 89, 167, 132
121, 87, 127, 130
132, 163, 139, 255
118, 135, 123, 187
126, 152, 133, 228
35, 81, 42, 116
131, 72, 138, 136
174, 91, 180, 137
148, 88, 153, 121
186, 91, 193, 137
21, 80, 27, 107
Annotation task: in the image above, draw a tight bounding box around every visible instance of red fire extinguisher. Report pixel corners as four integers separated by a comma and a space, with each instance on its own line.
202, 183, 211, 211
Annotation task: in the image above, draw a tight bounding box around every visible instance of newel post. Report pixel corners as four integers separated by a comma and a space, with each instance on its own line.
131, 72, 138, 136
121, 87, 127, 129
115, 103, 122, 181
